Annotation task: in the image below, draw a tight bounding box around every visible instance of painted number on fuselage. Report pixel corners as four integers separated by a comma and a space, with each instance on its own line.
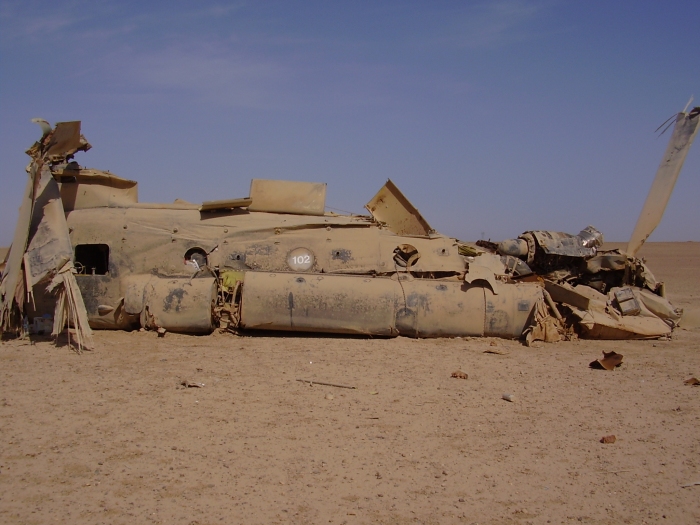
287, 248, 315, 271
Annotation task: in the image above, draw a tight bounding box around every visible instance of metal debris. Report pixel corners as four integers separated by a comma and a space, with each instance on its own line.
296, 379, 356, 389
590, 351, 624, 371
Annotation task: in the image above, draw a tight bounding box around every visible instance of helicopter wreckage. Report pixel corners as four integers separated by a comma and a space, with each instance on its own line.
0, 108, 698, 350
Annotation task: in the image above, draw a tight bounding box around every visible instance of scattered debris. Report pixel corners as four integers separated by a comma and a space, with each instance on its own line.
451, 370, 468, 379
590, 351, 624, 370
296, 379, 356, 389
180, 380, 205, 388
157, 327, 167, 338
600, 435, 617, 444
324, 393, 334, 400
483, 349, 508, 355
681, 481, 700, 488
502, 393, 516, 402
683, 377, 700, 386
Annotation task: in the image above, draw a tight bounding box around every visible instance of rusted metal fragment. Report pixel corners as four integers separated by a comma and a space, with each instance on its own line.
365, 180, 432, 236
248, 179, 326, 215
590, 351, 623, 370
628, 107, 700, 257
200, 197, 253, 212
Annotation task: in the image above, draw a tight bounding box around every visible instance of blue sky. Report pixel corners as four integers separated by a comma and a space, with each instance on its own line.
1, 0, 698, 246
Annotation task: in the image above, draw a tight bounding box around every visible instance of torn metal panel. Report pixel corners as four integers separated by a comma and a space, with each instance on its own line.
1, 120, 94, 349
566, 284, 673, 339
248, 179, 326, 215
45, 121, 82, 159
365, 179, 432, 236
627, 107, 700, 257
0, 176, 36, 331
25, 168, 74, 287
0, 246, 8, 277
464, 252, 508, 295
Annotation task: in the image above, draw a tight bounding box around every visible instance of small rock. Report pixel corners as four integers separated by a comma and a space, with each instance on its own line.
502, 393, 515, 402
600, 435, 616, 444
325, 393, 334, 400
451, 370, 468, 379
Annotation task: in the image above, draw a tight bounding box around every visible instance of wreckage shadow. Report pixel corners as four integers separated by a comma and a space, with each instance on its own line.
235, 329, 394, 340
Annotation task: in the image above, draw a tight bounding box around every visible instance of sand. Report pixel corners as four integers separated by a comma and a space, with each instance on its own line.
1, 242, 699, 524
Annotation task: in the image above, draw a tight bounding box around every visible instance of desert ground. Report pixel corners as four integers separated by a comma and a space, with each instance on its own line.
1, 242, 699, 525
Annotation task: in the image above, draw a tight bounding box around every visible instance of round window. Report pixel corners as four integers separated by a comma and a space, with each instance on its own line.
287, 247, 315, 272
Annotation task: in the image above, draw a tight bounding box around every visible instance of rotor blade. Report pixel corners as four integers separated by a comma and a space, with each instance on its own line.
627, 109, 700, 257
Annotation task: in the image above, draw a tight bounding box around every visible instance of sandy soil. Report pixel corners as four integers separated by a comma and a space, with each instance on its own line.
1, 242, 699, 525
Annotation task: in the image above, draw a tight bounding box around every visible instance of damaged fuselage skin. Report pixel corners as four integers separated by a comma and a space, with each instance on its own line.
48, 168, 541, 339
1, 108, 698, 344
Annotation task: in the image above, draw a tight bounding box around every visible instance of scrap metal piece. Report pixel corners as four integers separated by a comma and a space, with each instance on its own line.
180, 379, 204, 388
365, 179, 432, 236
590, 351, 624, 370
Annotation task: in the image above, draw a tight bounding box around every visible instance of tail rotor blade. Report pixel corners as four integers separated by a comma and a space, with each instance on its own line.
627, 108, 700, 257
